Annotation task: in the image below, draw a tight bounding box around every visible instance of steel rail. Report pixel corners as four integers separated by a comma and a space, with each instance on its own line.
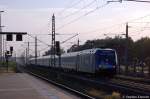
19, 65, 150, 96
18, 66, 95, 99
53, 71, 150, 96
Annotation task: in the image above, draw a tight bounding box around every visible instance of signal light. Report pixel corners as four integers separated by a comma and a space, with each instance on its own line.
56, 41, 60, 55
10, 46, 13, 54
6, 51, 9, 54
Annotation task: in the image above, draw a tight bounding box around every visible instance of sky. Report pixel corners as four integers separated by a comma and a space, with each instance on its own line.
0, 0, 150, 56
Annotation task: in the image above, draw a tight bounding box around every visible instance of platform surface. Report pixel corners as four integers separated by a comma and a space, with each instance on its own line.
0, 73, 80, 99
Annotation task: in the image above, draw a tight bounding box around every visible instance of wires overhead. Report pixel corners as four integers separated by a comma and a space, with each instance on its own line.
48, 0, 150, 49
56, 2, 109, 31
57, 0, 83, 15
107, 0, 150, 3
61, 34, 78, 44
62, 0, 96, 19
80, 11, 150, 36
38, 46, 50, 52
27, 34, 50, 47
125, 0, 150, 3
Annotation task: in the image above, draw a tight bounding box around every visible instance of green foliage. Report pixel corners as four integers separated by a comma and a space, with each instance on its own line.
43, 47, 65, 56
133, 37, 150, 60
0, 61, 17, 72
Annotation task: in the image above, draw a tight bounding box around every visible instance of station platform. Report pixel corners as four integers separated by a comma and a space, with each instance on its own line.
0, 73, 80, 99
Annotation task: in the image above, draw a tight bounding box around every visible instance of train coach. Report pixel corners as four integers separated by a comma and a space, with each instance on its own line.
29, 48, 118, 74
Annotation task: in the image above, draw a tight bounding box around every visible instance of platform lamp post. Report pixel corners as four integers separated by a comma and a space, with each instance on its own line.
0, 11, 4, 63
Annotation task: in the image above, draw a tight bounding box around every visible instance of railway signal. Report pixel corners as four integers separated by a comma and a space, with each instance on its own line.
10, 46, 13, 55
5, 50, 11, 72
56, 41, 60, 55
6, 51, 10, 55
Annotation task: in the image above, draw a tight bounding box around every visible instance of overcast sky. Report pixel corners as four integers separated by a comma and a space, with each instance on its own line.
0, 0, 150, 56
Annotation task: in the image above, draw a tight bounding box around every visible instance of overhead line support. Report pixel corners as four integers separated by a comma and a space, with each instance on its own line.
51, 14, 56, 67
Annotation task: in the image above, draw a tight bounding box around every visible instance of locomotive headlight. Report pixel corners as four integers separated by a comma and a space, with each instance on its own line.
99, 65, 102, 68
99, 65, 104, 68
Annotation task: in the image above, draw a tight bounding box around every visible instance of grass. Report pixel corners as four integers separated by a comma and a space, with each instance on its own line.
0, 61, 17, 73
104, 92, 121, 99
87, 88, 121, 99
87, 88, 106, 98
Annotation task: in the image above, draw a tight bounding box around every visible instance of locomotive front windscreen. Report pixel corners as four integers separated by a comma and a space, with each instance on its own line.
99, 50, 116, 66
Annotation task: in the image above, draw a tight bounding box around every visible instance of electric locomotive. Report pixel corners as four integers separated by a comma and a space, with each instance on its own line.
29, 48, 118, 74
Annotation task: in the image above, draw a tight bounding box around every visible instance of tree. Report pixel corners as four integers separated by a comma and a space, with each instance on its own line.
133, 37, 150, 61
43, 47, 65, 56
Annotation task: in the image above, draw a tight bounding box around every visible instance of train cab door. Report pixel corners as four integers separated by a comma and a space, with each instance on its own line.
76, 55, 79, 72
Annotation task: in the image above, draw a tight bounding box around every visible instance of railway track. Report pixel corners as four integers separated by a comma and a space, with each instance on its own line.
114, 75, 150, 84
106, 79, 150, 96
110, 78, 150, 91
61, 72, 150, 96
17, 65, 96, 99
19, 65, 150, 98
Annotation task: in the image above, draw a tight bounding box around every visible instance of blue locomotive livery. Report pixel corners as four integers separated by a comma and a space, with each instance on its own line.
29, 48, 118, 74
